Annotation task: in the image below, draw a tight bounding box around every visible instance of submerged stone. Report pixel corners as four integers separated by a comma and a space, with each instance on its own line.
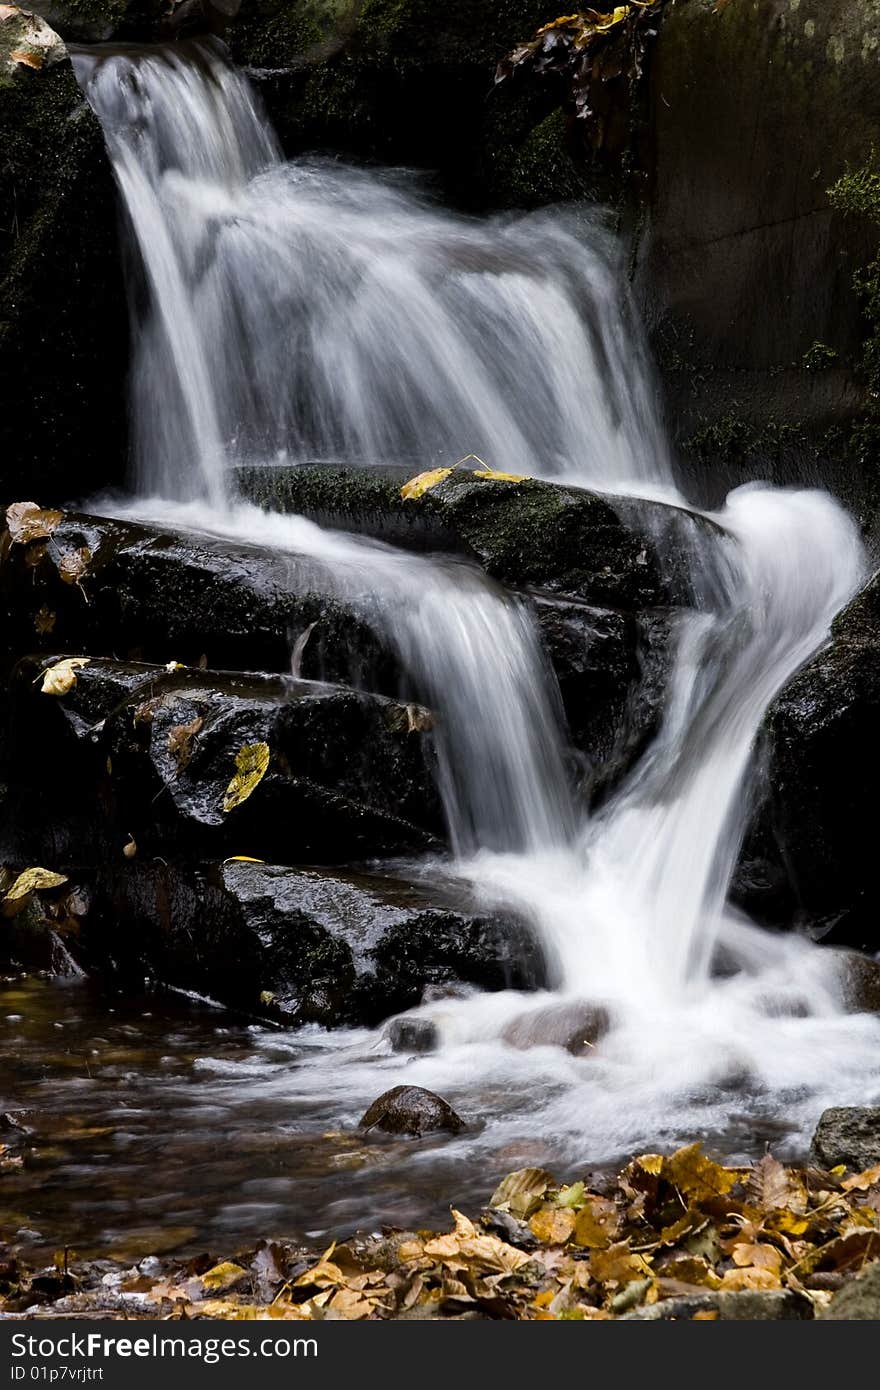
359, 1084, 465, 1137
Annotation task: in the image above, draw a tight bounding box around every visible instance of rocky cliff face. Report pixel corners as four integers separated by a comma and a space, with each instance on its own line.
0, 6, 127, 502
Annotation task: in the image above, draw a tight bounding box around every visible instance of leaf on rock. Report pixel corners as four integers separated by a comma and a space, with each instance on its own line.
167, 716, 204, 772
39, 657, 89, 696
400, 468, 453, 500
6, 501, 63, 544
490, 1167, 553, 1218
472, 469, 529, 484
57, 547, 92, 586
4, 867, 68, 901
222, 743, 270, 813
34, 606, 56, 635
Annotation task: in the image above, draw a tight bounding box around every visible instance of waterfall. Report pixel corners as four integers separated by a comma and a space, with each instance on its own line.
74, 39, 880, 1164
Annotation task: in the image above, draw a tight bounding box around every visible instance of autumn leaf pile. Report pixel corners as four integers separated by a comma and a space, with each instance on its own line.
4, 1145, 880, 1320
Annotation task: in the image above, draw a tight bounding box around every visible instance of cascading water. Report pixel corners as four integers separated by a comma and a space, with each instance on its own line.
73, 39, 880, 1195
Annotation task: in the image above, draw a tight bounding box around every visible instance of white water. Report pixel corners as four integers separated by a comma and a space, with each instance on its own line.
74, 39, 880, 1173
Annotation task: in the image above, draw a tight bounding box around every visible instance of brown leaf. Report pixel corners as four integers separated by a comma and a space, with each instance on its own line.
34, 606, 56, 635
167, 716, 204, 772
842, 1164, 880, 1193
730, 1241, 783, 1274
58, 546, 92, 586
747, 1153, 806, 1213
589, 1241, 653, 1288
720, 1265, 782, 1291
6, 501, 63, 544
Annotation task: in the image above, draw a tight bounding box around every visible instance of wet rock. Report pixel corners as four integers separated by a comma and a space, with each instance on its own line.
811, 1107, 880, 1173
237, 462, 710, 610
227, 0, 570, 206
386, 1017, 439, 1054
0, 510, 395, 687
4, 656, 440, 862
623, 1289, 813, 1321
502, 1000, 609, 1056
0, 10, 127, 501
359, 1085, 465, 1138
29, 1, 238, 42
75, 860, 539, 1026
761, 572, 880, 950
835, 951, 880, 1015
822, 1261, 880, 1320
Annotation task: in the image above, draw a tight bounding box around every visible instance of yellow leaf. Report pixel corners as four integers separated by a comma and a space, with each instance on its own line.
529, 1205, 576, 1246
634, 1153, 664, 1176
201, 1261, 248, 1292
400, 468, 453, 500
663, 1143, 736, 1202
596, 5, 631, 31
222, 743, 270, 813
40, 657, 89, 697
6, 501, 63, 544
224, 856, 266, 864
590, 1241, 652, 1287
472, 469, 529, 484
4, 867, 68, 901
572, 1197, 620, 1250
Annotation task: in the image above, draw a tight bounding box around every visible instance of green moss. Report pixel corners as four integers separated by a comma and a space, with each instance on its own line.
801, 341, 839, 371
828, 159, 880, 460
485, 107, 593, 208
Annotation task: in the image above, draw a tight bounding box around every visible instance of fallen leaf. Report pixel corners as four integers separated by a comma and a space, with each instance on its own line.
572, 1197, 619, 1250
34, 606, 56, 635
57, 547, 92, 586
224, 856, 266, 864
472, 469, 528, 483
200, 1262, 249, 1294
167, 716, 203, 772
747, 1153, 806, 1213
842, 1164, 880, 1193
39, 657, 89, 696
222, 743, 270, 814
663, 1143, 736, 1203
730, 1242, 783, 1274
529, 1205, 576, 1245
4, 867, 68, 901
123, 835, 137, 861
400, 468, 453, 501
589, 1241, 652, 1287
490, 1167, 553, 1218
6, 502, 63, 544
720, 1265, 781, 1291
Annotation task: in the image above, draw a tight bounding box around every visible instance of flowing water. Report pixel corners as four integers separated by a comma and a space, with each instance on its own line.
21, 36, 877, 1256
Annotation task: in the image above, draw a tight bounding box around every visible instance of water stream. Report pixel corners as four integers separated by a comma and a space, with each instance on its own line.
24, 35, 878, 1255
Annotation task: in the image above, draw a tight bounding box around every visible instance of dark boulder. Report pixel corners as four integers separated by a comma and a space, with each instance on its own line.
0, 10, 127, 502
760, 571, 880, 949
72, 859, 541, 1025
0, 509, 394, 687
359, 1084, 465, 1137
386, 1017, 439, 1054
4, 656, 441, 863
822, 1261, 880, 1320
810, 1107, 880, 1173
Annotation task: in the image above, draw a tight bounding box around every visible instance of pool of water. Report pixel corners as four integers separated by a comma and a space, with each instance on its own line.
0, 974, 812, 1264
